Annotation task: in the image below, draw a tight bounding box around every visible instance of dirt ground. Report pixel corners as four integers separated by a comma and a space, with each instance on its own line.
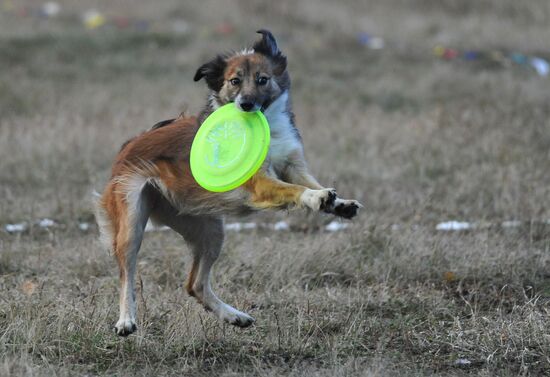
1, 0, 549, 375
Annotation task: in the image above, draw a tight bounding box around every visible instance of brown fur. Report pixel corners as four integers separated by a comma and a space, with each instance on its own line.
103, 116, 309, 217
243, 171, 306, 209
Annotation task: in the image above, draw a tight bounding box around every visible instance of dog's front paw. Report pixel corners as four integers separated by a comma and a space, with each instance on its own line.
332, 198, 363, 219
114, 319, 137, 337
300, 188, 337, 211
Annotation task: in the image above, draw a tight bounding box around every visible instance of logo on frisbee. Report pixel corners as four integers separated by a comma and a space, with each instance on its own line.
205, 121, 246, 169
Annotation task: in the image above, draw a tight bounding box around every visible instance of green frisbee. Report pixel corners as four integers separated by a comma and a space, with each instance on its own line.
190, 103, 270, 192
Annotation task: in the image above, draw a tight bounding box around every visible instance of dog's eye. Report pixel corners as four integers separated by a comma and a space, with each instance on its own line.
230, 78, 241, 86
257, 77, 269, 86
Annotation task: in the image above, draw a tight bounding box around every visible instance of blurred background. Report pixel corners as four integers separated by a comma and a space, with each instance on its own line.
1, 1, 550, 376
1, 0, 549, 224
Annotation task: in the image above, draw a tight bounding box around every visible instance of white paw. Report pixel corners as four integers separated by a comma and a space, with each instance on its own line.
115, 318, 137, 337
300, 188, 337, 211
218, 304, 255, 328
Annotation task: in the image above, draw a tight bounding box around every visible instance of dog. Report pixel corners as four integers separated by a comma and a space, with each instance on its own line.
96, 30, 362, 336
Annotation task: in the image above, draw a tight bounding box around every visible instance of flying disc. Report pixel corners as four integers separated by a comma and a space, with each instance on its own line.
190, 103, 270, 192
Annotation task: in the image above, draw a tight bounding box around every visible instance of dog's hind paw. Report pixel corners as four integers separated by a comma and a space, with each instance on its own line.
331, 198, 363, 219
114, 319, 137, 337
229, 313, 255, 328
219, 304, 255, 328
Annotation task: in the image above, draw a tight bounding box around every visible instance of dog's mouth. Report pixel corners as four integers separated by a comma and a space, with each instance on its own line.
236, 102, 261, 113
224, 98, 272, 113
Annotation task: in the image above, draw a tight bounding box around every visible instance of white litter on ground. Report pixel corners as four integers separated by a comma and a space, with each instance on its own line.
41, 2, 60, 17
357, 33, 385, 50
273, 221, 290, 231
225, 222, 257, 231
435, 221, 473, 231
78, 222, 90, 231
367, 37, 385, 49
4, 217, 550, 235
325, 221, 349, 232
454, 358, 472, 366
501, 220, 521, 228
5, 222, 28, 233
531, 57, 550, 77
38, 218, 56, 228
171, 19, 191, 35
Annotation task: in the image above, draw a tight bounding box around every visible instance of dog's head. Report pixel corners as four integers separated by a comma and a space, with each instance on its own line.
194, 30, 289, 112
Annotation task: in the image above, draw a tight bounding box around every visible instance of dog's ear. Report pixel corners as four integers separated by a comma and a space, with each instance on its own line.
253, 29, 287, 75
253, 29, 279, 57
193, 55, 227, 91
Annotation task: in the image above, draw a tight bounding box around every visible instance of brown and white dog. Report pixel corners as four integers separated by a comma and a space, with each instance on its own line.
96, 30, 361, 336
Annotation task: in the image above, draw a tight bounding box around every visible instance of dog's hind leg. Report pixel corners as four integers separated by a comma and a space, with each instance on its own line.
186, 217, 254, 327
100, 178, 153, 336
150, 198, 255, 328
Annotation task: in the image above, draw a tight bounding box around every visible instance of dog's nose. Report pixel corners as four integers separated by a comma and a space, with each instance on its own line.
240, 102, 255, 112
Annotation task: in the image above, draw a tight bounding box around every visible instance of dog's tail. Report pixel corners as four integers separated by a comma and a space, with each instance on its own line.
150, 118, 176, 130
150, 109, 188, 130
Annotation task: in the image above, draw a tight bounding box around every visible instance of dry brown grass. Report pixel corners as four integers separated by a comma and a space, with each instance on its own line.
1, 0, 550, 375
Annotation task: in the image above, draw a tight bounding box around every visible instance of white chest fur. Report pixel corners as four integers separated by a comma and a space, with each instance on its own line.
263, 91, 302, 170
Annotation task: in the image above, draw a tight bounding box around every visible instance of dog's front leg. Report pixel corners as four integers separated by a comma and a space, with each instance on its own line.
244, 171, 337, 211
278, 151, 324, 190
281, 153, 362, 219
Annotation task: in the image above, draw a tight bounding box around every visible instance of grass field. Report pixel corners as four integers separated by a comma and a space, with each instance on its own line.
1, 0, 550, 375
